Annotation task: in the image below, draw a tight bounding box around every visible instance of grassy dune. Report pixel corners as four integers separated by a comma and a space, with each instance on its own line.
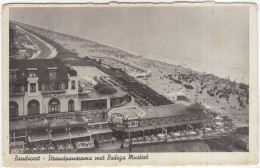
10, 20, 137, 60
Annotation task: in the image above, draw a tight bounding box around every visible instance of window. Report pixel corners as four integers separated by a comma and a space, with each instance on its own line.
24, 84, 27, 92
30, 83, 36, 92
160, 118, 165, 123
38, 83, 41, 91
48, 98, 60, 113
14, 85, 21, 92
176, 116, 182, 122
28, 100, 40, 116
68, 99, 74, 112
45, 83, 51, 90
9, 101, 18, 117
29, 71, 37, 78
49, 69, 57, 80
71, 80, 75, 90
55, 82, 61, 90
142, 120, 148, 125
81, 100, 107, 110
9, 71, 17, 81
184, 115, 191, 121
129, 121, 137, 127
100, 99, 107, 109
192, 114, 198, 120
15, 132, 25, 137
168, 117, 173, 122
151, 119, 156, 124
111, 98, 121, 107
87, 101, 99, 110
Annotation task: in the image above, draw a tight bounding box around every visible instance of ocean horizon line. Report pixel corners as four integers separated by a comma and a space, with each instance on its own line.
143, 55, 249, 85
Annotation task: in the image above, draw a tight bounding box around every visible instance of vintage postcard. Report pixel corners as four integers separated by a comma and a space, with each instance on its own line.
2, 3, 258, 167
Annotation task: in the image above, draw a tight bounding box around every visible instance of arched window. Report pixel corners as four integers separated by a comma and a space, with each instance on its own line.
10, 101, 18, 117
48, 98, 60, 113
28, 100, 40, 116
68, 99, 74, 112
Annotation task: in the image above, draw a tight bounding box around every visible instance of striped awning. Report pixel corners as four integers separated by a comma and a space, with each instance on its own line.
10, 120, 28, 131
28, 133, 51, 142
28, 119, 48, 129
51, 132, 71, 141
49, 119, 68, 129
70, 130, 91, 139
68, 116, 86, 127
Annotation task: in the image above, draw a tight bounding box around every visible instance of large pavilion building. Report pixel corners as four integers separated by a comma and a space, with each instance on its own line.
9, 58, 79, 117
108, 102, 207, 139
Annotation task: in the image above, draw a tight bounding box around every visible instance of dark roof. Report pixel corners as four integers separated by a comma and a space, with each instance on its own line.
10, 59, 69, 83
140, 104, 190, 118
28, 118, 48, 129
188, 102, 205, 110
68, 116, 86, 127
49, 118, 68, 129
109, 107, 143, 119
109, 104, 193, 120
10, 120, 28, 131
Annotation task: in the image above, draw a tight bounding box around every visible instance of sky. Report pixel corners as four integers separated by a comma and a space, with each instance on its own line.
9, 6, 249, 82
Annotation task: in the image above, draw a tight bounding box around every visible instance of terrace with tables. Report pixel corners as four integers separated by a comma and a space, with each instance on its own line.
108, 102, 236, 146
124, 116, 236, 146
11, 114, 116, 153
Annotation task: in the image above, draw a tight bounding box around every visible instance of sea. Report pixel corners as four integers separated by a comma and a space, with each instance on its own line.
147, 54, 249, 85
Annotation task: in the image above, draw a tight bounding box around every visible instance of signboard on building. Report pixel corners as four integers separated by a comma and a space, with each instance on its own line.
43, 94, 78, 99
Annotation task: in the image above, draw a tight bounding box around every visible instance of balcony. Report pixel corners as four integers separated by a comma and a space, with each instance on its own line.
10, 91, 25, 96
41, 89, 66, 94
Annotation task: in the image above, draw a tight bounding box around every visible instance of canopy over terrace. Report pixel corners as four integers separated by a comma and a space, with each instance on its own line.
28, 133, 51, 143
51, 132, 71, 142
68, 116, 87, 128
10, 120, 28, 132
49, 118, 69, 130
70, 130, 91, 139
28, 118, 48, 130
